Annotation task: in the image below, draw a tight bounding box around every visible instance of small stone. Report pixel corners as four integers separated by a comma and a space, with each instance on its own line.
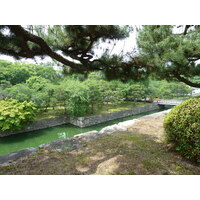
99, 126, 116, 134
118, 119, 139, 128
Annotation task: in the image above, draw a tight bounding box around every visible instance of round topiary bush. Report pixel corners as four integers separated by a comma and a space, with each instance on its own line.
164, 96, 200, 162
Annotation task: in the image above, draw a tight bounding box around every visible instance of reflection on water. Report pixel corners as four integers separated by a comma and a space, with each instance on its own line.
58, 132, 68, 139
0, 108, 168, 156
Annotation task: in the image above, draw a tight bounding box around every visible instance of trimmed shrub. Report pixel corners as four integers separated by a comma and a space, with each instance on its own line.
164, 96, 200, 162
0, 99, 36, 132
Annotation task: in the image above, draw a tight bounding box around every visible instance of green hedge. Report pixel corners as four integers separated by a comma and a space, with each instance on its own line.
0, 99, 36, 132
164, 96, 200, 162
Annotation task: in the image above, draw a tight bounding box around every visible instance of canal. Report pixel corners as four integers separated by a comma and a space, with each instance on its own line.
0, 109, 167, 155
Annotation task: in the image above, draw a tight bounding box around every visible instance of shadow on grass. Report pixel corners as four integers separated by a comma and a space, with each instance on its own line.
0, 131, 200, 175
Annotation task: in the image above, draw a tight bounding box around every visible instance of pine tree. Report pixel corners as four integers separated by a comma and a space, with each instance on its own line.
137, 25, 200, 88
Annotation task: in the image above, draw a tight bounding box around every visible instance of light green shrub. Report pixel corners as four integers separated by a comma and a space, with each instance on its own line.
0, 99, 36, 132
164, 96, 200, 162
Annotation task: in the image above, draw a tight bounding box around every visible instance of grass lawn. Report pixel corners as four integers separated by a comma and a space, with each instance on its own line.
86, 101, 148, 116
35, 106, 66, 120
35, 102, 149, 120
1, 114, 199, 175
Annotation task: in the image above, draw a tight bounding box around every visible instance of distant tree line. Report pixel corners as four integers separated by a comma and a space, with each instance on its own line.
0, 60, 193, 117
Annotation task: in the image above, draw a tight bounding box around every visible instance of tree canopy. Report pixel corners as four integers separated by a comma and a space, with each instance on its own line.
136, 25, 200, 88
0, 25, 149, 82
0, 25, 199, 87
0, 59, 61, 85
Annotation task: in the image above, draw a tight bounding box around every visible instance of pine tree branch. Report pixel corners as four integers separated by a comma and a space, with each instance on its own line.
173, 71, 200, 88
8, 25, 84, 71
183, 25, 192, 35
187, 57, 200, 61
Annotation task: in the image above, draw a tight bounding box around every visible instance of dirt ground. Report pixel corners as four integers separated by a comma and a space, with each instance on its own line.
126, 116, 166, 141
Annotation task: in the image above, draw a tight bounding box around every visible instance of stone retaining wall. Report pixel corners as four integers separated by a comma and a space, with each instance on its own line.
70, 104, 160, 127
0, 116, 68, 137
0, 104, 161, 137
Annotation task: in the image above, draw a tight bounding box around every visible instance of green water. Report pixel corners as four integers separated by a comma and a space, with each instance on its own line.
0, 109, 167, 155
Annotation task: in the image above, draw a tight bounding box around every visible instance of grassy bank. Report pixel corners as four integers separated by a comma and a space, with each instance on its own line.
35, 102, 148, 120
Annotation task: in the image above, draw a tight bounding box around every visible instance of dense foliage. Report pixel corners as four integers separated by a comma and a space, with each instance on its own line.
0, 60, 61, 85
0, 99, 36, 131
0, 60, 193, 117
146, 80, 192, 99
62, 79, 90, 117
164, 96, 200, 162
137, 25, 200, 88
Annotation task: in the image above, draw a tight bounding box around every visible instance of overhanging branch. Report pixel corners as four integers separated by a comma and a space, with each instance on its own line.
173, 71, 200, 88
8, 25, 84, 71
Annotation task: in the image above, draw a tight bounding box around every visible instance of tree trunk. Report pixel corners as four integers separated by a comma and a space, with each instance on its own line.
92, 103, 94, 114
106, 102, 109, 112
64, 107, 67, 114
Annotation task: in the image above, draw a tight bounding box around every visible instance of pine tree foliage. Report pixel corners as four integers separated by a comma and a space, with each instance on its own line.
0, 26, 128, 70
0, 25, 150, 82
0, 25, 200, 86
137, 25, 200, 87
